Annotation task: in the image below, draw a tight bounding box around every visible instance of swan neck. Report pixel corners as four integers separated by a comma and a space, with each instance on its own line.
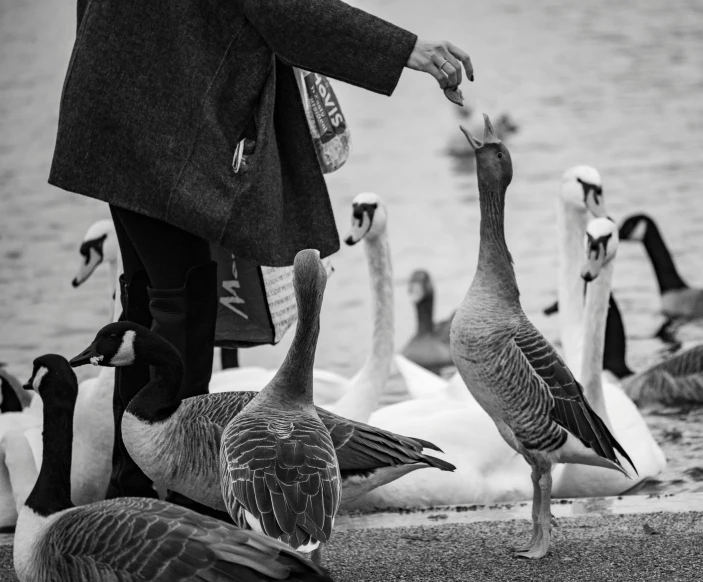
332, 232, 394, 420
580, 263, 612, 419
556, 200, 588, 375
110, 254, 123, 323
25, 389, 76, 516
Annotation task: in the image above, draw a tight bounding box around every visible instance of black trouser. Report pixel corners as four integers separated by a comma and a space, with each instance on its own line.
110, 206, 212, 289
106, 206, 227, 520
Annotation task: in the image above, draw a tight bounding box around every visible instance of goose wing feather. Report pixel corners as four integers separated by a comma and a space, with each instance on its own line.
43, 497, 330, 581
316, 409, 455, 472
220, 413, 340, 548
185, 392, 258, 427
511, 318, 636, 473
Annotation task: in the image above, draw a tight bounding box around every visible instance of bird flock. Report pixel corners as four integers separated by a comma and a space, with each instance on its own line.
4, 115, 703, 580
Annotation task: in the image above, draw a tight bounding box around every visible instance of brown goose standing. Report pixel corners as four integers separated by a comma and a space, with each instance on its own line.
14, 354, 330, 582
449, 115, 636, 559
70, 256, 454, 531
220, 250, 339, 554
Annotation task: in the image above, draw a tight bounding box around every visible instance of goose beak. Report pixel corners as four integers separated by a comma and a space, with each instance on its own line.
72, 248, 103, 287
482, 113, 500, 144
459, 125, 483, 150
70, 342, 102, 367
21, 382, 34, 393
408, 281, 425, 303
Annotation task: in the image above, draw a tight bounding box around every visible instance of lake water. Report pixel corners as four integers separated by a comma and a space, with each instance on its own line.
1, 0, 703, 497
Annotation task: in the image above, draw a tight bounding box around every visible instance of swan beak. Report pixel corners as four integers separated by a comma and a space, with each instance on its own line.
72, 247, 103, 287
459, 125, 483, 150
70, 342, 102, 367
581, 256, 605, 282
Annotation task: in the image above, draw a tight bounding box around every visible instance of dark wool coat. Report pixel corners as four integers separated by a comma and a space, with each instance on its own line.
49, 0, 417, 266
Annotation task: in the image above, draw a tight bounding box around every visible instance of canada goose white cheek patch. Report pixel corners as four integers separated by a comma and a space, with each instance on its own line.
32, 367, 48, 391
629, 220, 648, 241
110, 330, 137, 366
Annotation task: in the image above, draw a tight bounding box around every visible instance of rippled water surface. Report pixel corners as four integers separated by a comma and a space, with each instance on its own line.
1, 0, 703, 496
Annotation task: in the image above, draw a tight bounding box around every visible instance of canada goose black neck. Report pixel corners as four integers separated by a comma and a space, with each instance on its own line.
641, 219, 687, 293
128, 331, 183, 423
24, 356, 77, 517
263, 252, 326, 407
602, 295, 635, 379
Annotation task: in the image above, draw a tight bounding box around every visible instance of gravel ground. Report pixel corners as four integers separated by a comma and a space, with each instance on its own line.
1, 511, 701, 581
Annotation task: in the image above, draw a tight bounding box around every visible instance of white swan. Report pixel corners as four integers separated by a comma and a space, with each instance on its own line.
552, 219, 666, 497
1, 220, 119, 527
212, 193, 394, 423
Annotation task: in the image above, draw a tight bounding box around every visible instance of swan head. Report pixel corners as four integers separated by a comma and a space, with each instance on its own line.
69, 322, 148, 368
72, 219, 118, 287
344, 193, 388, 245
24, 354, 78, 402
560, 166, 606, 218
292, 249, 328, 306
459, 114, 513, 189
408, 270, 433, 304
581, 217, 619, 282
618, 214, 653, 242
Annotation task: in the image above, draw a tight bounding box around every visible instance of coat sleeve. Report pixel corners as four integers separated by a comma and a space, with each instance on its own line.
241, 0, 418, 96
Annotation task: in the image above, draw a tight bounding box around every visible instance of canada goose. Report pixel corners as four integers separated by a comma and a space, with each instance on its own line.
450, 116, 635, 559
14, 353, 331, 582
619, 213, 703, 320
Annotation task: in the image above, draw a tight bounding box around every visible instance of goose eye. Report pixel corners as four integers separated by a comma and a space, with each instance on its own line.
497, 152, 504, 159
109, 333, 118, 340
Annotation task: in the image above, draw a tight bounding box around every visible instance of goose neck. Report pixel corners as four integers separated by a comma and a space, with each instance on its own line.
475, 182, 518, 300
127, 343, 183, 422
415, 295, 434, 335
25, 391, 76, 516
263, 287, 323, 407
642, 222, 686, 293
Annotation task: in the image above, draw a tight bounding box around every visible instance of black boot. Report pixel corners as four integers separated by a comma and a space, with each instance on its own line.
147, 262, 217, 399
148, 262, 232, 522
105, 270, 158, 499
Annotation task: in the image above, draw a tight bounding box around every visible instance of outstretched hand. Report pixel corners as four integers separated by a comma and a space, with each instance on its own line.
406, 39, 474, 89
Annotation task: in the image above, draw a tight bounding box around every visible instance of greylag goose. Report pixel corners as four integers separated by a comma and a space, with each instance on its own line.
619, 213, 703, 320
400, 270, 455, 374
449, 115, 635, 559
13, 354, 330, 582
220, 250, 339, 553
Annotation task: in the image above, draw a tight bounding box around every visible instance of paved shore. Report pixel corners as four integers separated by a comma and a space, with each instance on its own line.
2, 495, 702, 581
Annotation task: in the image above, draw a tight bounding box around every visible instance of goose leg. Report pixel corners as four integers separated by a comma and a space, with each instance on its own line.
516, 463, 552, 559
513, 465, 541, 552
